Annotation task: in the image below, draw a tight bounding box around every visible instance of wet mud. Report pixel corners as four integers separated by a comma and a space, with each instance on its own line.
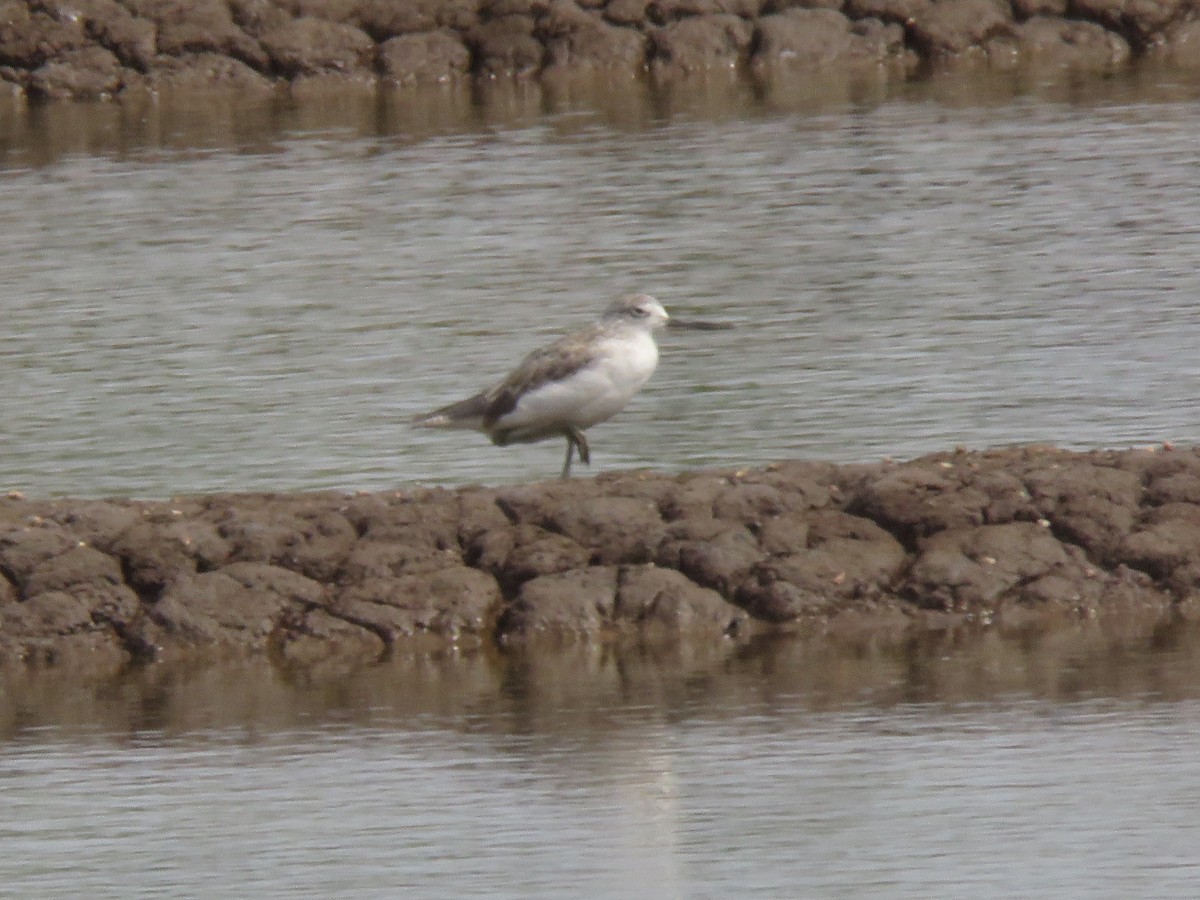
4, 444, 1200, 676
1, 0, 1196, 101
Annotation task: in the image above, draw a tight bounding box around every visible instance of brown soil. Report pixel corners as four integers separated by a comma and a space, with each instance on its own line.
4, 444, 1199, 675
1, 0, 1193, 101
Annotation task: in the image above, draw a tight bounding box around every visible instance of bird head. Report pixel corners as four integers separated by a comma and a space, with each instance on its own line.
604, 294, 670, 331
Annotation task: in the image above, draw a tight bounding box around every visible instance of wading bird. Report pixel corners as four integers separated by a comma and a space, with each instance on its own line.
412, 294, 673, 478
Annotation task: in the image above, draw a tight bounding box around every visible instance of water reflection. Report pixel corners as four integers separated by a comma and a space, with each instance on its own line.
3, 619, 1200, 898
5, 66, 1200, 170
2, 612, 1197, 740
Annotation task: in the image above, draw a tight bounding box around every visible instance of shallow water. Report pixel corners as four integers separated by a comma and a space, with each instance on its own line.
4, 620, 1200, 898
3, 73, 1200, 496
10, 701, 1200, 898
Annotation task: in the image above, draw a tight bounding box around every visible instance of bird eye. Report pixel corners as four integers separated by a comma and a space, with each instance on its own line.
632, 306, 650, 318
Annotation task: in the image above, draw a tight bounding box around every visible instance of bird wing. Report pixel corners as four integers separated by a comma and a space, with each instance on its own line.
482, 324, 606, 427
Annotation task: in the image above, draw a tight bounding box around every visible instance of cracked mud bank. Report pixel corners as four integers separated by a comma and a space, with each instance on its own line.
4, 445, 1200, 674
1, 0, 1198, 101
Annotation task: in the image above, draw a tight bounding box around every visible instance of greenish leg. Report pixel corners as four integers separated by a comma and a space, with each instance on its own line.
561, 438, 574, 479
560, 427, 591, 479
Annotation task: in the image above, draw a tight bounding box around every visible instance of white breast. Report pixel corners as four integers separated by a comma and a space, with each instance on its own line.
492, 331, 659, 441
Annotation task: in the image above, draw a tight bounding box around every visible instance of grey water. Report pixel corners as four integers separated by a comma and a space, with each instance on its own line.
4, 624, 1200, 898
4, 72, 1200, 896
3, 76, 1200, 496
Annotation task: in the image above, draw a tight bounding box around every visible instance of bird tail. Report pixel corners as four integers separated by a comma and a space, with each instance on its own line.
410, 392, 489, 430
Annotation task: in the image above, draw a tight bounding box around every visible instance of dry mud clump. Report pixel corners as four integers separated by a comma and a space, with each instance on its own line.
3, 445, 1199, 674
0, 0, 1193, 100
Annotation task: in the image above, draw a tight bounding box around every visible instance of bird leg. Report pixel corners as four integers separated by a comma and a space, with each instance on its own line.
572, 428, 591, 466
561, 439, 573, 479
560, 427, 591, 479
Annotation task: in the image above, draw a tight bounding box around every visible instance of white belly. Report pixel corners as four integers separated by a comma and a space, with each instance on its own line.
491, 333, 658, 442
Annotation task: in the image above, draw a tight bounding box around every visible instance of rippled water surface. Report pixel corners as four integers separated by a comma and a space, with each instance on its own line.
3, 75, 1200, 495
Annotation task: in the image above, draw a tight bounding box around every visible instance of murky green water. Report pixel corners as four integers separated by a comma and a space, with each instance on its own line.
4, 71, 1200, 895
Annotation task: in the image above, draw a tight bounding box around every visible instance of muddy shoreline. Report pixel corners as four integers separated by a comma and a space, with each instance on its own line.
2, 0, 1197, 102
3, 444, 1199, 675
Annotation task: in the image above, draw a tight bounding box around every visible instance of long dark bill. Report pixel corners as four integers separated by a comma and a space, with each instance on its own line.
666, 318, 735, 331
